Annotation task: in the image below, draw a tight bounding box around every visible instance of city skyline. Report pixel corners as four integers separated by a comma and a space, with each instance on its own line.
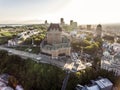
0, 0, 120, 24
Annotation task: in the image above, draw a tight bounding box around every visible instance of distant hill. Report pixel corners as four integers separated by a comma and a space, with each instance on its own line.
19, 20, 44, 24
0, 19, 44, 25
103, 23, 120, 27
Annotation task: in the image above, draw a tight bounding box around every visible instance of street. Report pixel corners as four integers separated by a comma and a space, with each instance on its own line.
0, 45, 74, 70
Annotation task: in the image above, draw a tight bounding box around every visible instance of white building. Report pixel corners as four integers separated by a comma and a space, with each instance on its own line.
17, 29, 39, 40
79, 34, 86, 40
1, 86, 13, 90
8, 39, 17, 46
0, 74, 14, 90
0, 74, 24, 90
112, 43, 120, 53
101, 43, 120, 76
70, 30, 77, 37
76, 78, 113, 90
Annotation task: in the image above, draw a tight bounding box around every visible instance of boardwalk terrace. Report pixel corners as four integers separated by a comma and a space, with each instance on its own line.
41, 24, 71, 59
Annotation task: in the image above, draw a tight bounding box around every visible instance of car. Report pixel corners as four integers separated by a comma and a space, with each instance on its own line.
36, 57, 41, 60
8, 50, 12, 53
85, 63, 92, 67
28, 49, 32, 52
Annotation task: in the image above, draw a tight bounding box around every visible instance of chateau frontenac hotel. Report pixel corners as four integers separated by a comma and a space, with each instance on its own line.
41, 23, 71, 59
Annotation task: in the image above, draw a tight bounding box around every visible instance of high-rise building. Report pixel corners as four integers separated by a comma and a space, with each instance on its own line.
45, 20, 48, 25
95, 24, 102, 37
70, 20, 73, 26
60, 18, 65, 25
87, 25, 91, 30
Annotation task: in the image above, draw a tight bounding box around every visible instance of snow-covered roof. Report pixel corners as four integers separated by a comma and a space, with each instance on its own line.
1, 86, 14, 90
95, 78, 113, 89
103, 51, 110, 56
86, 85, 100, 90
70, 31, 77, 35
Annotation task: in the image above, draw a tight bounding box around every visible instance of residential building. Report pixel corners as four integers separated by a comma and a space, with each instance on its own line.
0, 74, 24, 90
8, 39, 17, 46
101, 43, 120, 76
70, 30, 77, 37
75, 78, 113, 90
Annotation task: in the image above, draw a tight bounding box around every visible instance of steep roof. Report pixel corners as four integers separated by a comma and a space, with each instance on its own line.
48, 23, 62, 31
97, 24, 102, 28
96, 24, 102, 31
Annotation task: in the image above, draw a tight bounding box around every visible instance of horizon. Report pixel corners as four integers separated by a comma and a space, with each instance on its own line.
0, 0, 120, 24
1, 21, 120, 25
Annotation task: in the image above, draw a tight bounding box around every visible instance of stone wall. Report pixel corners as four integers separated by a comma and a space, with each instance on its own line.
41, 47, 71, 59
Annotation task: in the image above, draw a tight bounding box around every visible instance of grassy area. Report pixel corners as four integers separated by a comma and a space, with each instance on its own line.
0, 24, 47, 45
0, 31, 17, 37
0, 31, 17, 45
0, 32, 12, 37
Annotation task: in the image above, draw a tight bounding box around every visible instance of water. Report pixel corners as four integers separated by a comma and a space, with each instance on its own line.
0, 24, 24, 27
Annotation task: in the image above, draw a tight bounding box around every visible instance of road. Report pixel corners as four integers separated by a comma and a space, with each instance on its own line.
0, 45, 87, 90
0, 46, 74, 70
61, 71, 70, 90
61, 52, 87, 90
0, 45, 89, 90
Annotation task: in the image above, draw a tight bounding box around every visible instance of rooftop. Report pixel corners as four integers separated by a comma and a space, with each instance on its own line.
97, 24, 102, 28
86, 85, 100, 90
95, 78, 113, 89
76, 78, 113, 90
48, 23, 62, 31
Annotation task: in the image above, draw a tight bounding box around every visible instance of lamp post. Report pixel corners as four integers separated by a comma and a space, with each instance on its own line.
81, 47, 83, 57
32, 37, 34, 46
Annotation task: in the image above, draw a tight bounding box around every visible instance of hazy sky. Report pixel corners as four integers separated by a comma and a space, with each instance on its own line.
0, 0, 120, 24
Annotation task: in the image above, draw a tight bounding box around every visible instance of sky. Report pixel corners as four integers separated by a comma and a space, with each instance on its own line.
0, 0, 120, 24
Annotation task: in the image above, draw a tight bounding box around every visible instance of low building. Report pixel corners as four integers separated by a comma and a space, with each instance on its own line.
95, 78, 113, 90
41, 23, 71, 59
101, 52, 120, 76
101, 43, 120, 76
70, 31, 77, 37
8, 39, 17, 46
75, 78, 113, 90
78, 34, 86, 40
0, 74, 14, 90
0, 74, 24, 90
112, 43, 120, 53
